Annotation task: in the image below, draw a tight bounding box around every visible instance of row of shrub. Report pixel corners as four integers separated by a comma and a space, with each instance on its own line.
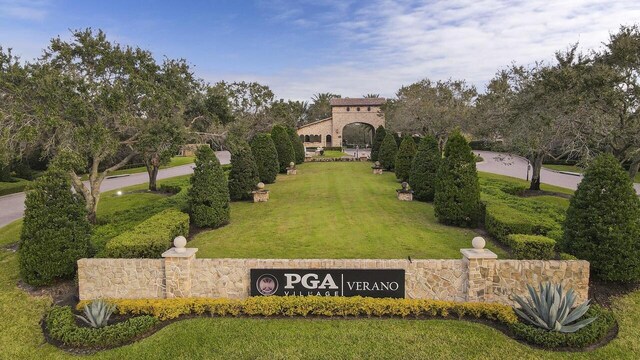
78, 296, 518, 323
102, 209, 189, 258
46, 306, 158, 348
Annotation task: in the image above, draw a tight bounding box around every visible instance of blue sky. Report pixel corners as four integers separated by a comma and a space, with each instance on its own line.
2, 0, 640, 100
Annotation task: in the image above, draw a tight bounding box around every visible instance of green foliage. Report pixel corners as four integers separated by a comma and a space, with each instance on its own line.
434, 132, 481, 227
510, 304, 614, 348
19, 168, 91, 286
513, 283, 596, 333
228, 145, 260, 201
0, 177, 30, 196
370, 125, 386, 162
102, 208, 189, 258
46, 306, 158, 348
408, 135, 440, 201
188, 146, 230, 228
0, 162, 11, 181
507, 234, 556, 260
250, 133, 279, 183
77, 300, 116, 328
560, 154, 640, 282
394, 136, 417, 181
559, 252, 578, 260
287, 126, 305, 164
271, 125, 296, 173
378, 133, 398, 170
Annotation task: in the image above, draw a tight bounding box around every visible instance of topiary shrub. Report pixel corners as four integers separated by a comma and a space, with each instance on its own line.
228, 145, 260, 201
102, 209, 189, 258
19, 168, 92, 286
394, 136, 417, 182
370, 125, 386, 162
378, 132, 398, 170
408, 135, 440, 202
188, 146, 230, 228
560, 153, 640, 282
434, 131, 481, 227
507, 234, 556, 260
287, 126, 305, 164
271, 125, 296, 173
250, 133, 279, 184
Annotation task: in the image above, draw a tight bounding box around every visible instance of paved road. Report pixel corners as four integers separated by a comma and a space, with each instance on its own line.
0, 151, 230, 228
475, 150, 640, 194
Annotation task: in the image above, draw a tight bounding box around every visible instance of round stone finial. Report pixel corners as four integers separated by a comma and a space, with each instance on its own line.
290, 162, 295, 167
174, 236, 187, 253
472, 236, 486, 250
375, 161, 381, 166
257, 182, 265, 190
401, 182, 408, 190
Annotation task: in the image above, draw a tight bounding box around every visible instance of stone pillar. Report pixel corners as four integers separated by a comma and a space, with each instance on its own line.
461, 237, 497, 303
162, 236, 198, 298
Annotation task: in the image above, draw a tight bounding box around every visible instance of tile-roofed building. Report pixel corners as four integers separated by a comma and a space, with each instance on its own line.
329, 97, 387, 107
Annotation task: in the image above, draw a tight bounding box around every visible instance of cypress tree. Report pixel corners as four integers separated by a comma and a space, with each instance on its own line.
271, 125, 296, 173
408, 135, 440, 201
250, 133, 279, 184
188, 146, 230, 228
228, 145, 260, 201
371, 125, 386, 162
19, 168, 92, 285
395, 136, 417, 182
287, 126, 305, 164
434, 131, 481, 227
560, 154, 640, 282
378, 132, 398, 171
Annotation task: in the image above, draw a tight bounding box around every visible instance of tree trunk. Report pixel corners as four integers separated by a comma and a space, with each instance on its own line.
529, 153, 544, 191
629, 159, 640, 181
147, 164, 159, 191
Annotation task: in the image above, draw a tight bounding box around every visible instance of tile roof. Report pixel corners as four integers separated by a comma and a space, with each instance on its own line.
329, 98, 386, 106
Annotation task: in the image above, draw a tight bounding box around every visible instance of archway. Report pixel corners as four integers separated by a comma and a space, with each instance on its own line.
326, 134, 332, 147
341, 123, 375, 149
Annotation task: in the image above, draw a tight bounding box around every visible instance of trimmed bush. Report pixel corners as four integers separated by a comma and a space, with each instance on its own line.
188, 146, 230, 228
408, 135, 440, 201
250, 133, 279, 184
102, 208, 189, 258
378, 132, 398, 170
560, 154, 640, 282
271, 125, 296, 173
510, 305, 615, 348
287, 126, 305, 164
507, 234, 556, 260
228, 146, 260, 201
79, 296, 518, 324
370, 125, 386, 162
434, 131, 481, 227
19, 168, 91, 286
394, 136, 417, 182
46, 306, 158, 348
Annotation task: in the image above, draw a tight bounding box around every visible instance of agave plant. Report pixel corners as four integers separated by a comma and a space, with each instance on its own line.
76, 299, 116, 328
513, 282, 596, 333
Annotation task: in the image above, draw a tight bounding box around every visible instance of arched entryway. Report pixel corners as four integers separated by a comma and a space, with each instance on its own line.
326, 134, 332, 147
341, 122, 375, 149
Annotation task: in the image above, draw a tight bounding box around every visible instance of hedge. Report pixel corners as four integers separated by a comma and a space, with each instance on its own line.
188, 146, 230, 228
102, 209, 189, 258
510, 305, 615, 348
250, 133, 279, 184
78, 296, 518, 324
271, 125, 296, 173
46, 306, 158, 348
506, 234, 556, 260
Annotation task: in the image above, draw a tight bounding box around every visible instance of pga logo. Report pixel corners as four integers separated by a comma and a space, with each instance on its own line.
284, 273, 338, 290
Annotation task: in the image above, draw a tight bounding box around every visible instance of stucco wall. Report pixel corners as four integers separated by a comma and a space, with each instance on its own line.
78, 254, 589, 305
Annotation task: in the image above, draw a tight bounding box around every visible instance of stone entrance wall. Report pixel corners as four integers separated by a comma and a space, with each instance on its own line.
78, 246, 590, 305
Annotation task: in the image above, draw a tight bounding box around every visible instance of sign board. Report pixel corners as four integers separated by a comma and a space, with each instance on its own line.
250, 269, 405, 298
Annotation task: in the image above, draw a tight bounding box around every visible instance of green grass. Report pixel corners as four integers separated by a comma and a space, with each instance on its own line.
315, 150, 351, 158
80, 156, 194, 180
190, 162, 505, 259
478, 171, 575, 196
545, 164, 640, 183
0, 178, 31, 197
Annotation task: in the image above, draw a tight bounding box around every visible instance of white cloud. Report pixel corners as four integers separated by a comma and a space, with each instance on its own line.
236, 0, 640, 100
0, 0, 48, 20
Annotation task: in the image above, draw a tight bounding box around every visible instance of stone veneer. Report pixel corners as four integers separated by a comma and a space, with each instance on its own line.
78, 249, 589, 305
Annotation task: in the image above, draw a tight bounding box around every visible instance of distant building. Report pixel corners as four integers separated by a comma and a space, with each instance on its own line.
297, 98, 386, 148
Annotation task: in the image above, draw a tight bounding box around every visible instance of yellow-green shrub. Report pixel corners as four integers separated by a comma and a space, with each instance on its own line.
78, 296, 518, 324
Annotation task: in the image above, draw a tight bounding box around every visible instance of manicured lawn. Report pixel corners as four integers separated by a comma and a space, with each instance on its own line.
0, 178, 31, 197
80, 156, 194, 180
545, 164, 640, 183
478, 171, 576, 196
190, 162, 504, 259
314, 150, 351, 158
